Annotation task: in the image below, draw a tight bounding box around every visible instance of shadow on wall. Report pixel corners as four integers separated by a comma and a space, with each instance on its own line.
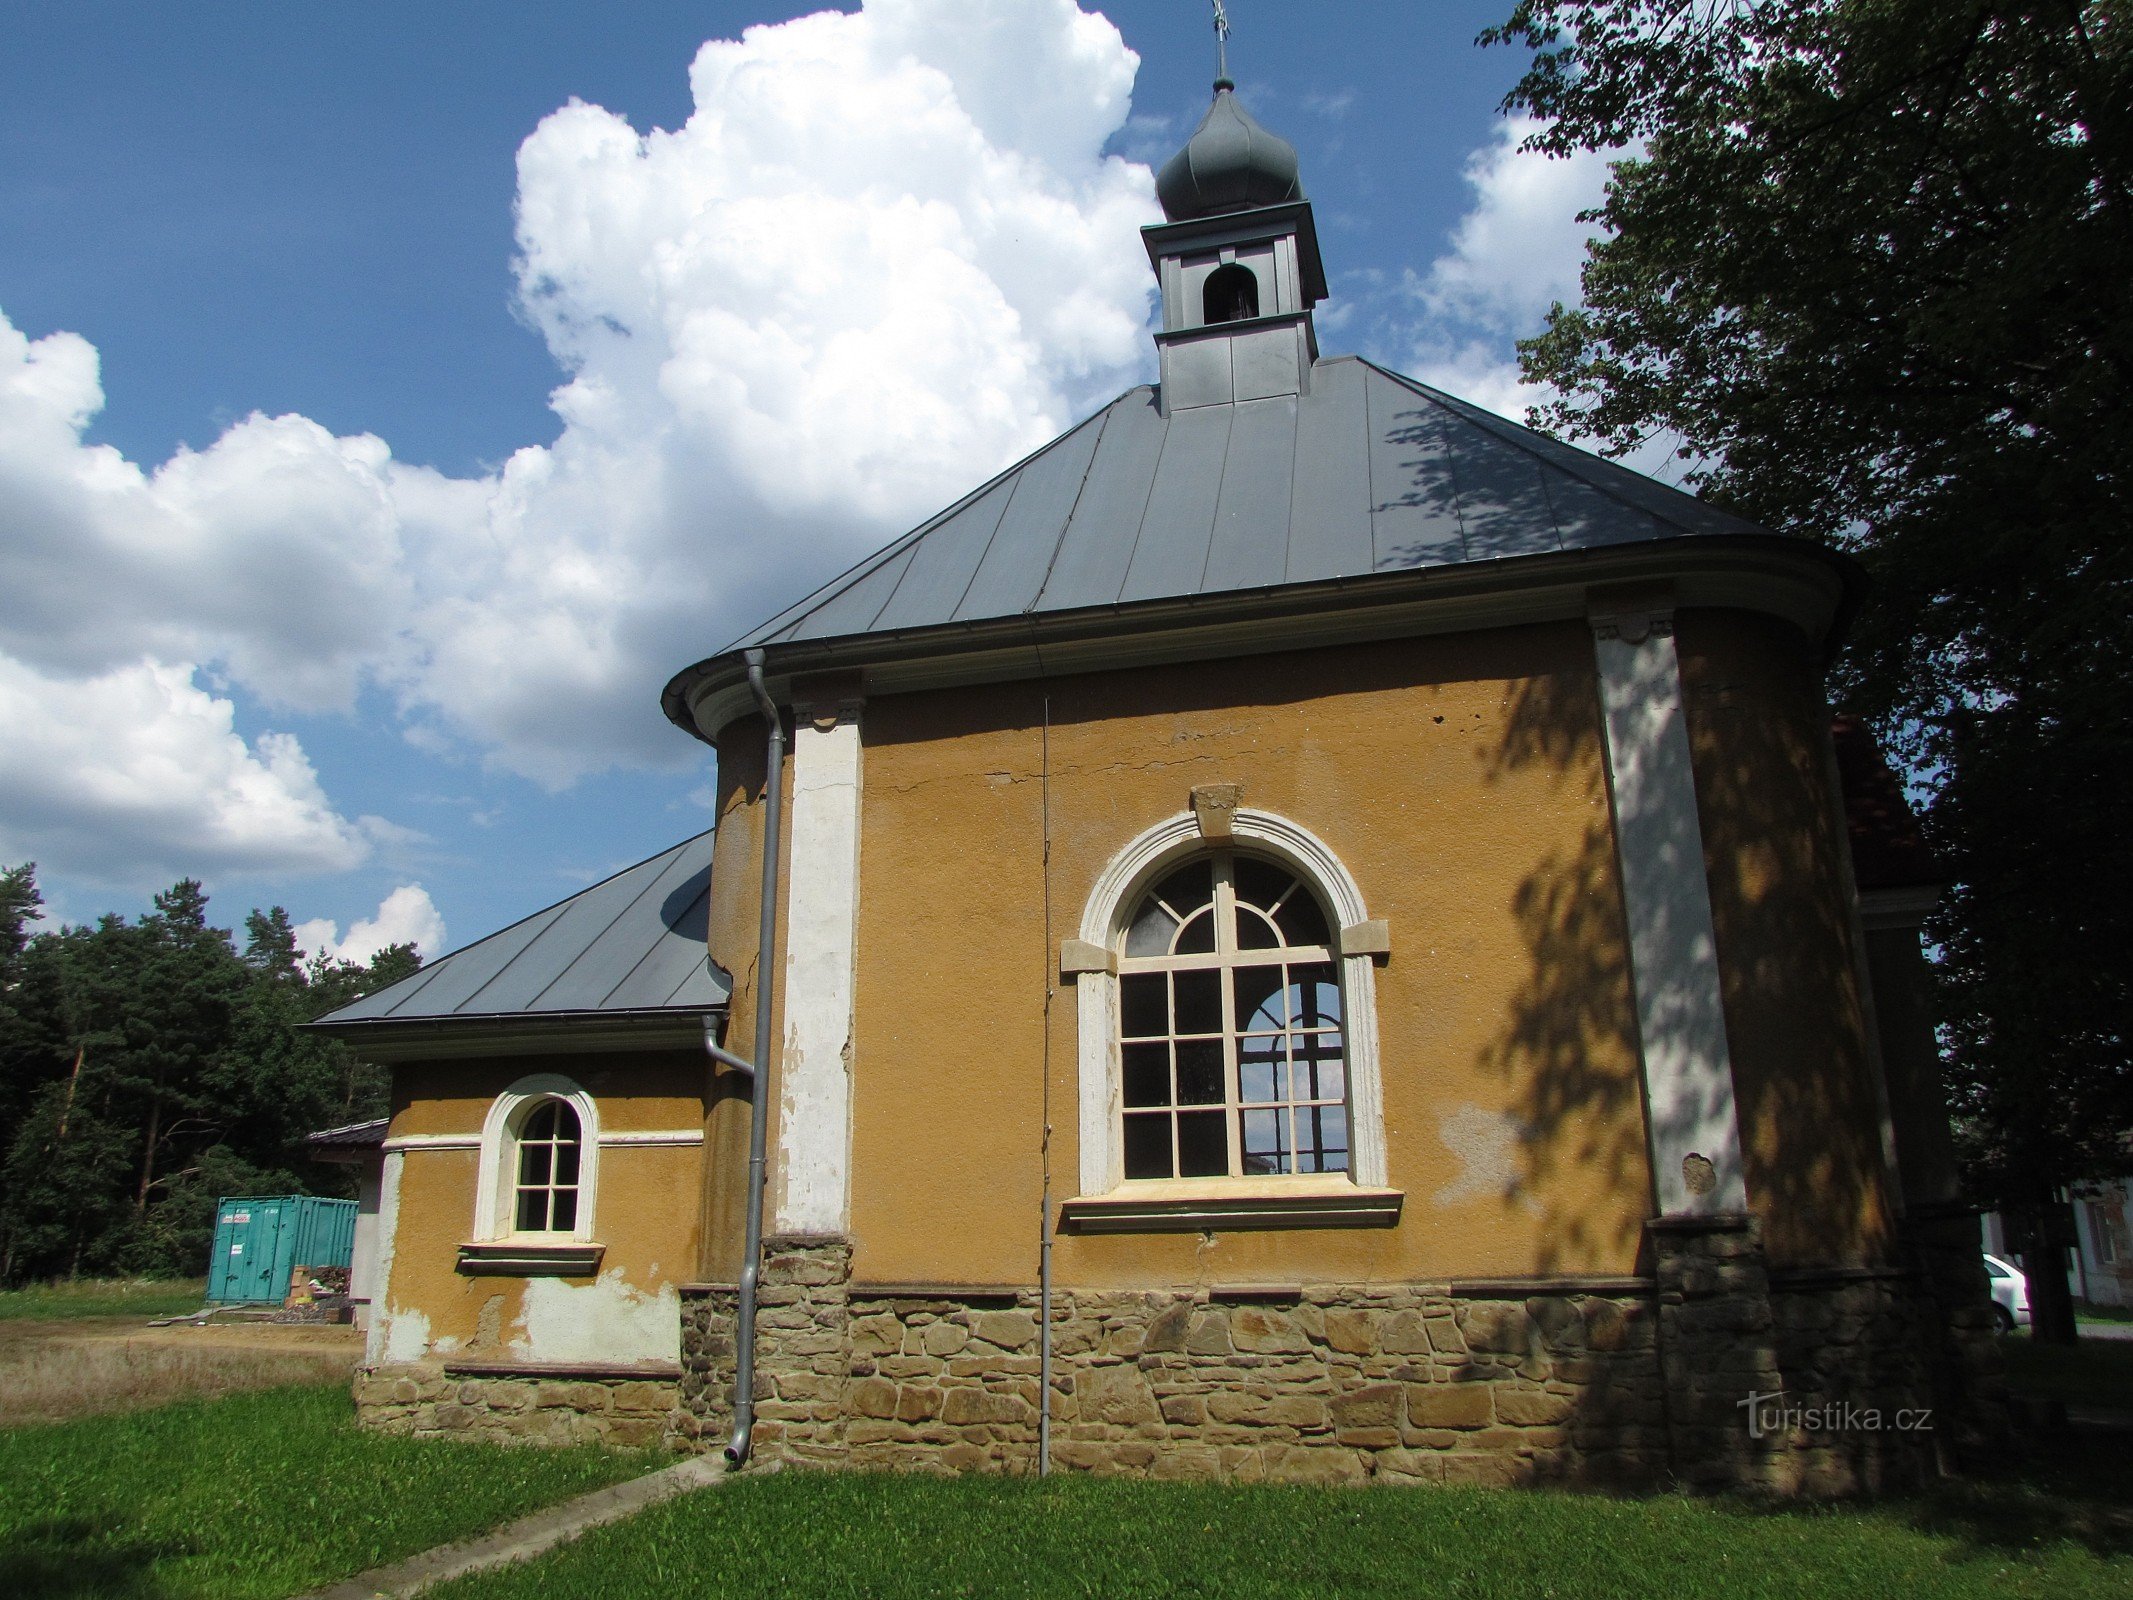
1674, 616, 1889, 1267
1475, 616, 1890, 1276
1475, 666, 1648, 1278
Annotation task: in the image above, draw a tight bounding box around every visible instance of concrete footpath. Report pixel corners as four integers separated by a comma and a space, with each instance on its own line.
300, 1453, 728, 1599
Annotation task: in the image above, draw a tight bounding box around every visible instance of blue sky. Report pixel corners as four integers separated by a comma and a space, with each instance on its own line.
0, 0, 1614, 960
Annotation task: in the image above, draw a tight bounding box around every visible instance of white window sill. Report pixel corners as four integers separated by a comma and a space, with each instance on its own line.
1058, 1178, 1404, 1234
456, 1240, 604, 1277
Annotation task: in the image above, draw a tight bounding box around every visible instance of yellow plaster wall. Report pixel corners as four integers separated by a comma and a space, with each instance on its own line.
1676, 613, 1896, 1267
844, 622, 1655, 1291
381, 1052, 707, 1359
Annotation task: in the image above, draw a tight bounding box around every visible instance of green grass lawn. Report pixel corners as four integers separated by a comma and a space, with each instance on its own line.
428, 1446, 2133, 1600
0, 1382, 656, 1599
2000, 1335, 2133, 1410
0, 1279, 207, 1322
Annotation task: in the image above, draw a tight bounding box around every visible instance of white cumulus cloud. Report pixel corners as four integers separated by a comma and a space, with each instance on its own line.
0, 0, 1164, 887
0, 655, 381, 886
1401, 115, 1622, 420
0, 316, 409, 712
404, 0, 1155, 779
297, 883, 447, 966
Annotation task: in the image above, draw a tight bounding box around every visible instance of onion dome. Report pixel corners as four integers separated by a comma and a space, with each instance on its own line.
1155, 80, 1305, 222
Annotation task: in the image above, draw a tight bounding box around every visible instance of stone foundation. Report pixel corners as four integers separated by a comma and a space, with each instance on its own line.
665, 1221, 2003, 1493
682, 1235, 1662, 1486
353, 1362, 681, 1448
353, 1216, 2004, 1489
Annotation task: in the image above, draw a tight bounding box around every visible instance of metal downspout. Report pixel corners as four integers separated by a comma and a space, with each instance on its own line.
726, 648, 784, 1468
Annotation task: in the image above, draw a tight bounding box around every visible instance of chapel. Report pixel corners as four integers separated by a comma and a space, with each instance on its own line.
317, 74, 2004, 1493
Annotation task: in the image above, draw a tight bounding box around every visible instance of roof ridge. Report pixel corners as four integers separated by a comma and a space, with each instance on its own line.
1104, 396, 1171, 606
1433, 396, 1473, 560
1195, 400, 1244, 591
1024, 407, 1114, 613
1357, 358, 1763, 539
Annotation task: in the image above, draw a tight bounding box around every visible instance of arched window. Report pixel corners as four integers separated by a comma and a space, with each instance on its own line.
1119, 853, 1347, 1179
512, 1099, 583, 1233
1202, 262, 1260, 325
1070, 807, 1389, 1204
473, 1074, 600, 1242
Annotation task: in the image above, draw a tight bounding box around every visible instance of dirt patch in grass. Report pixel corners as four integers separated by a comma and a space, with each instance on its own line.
0, 1318, 361, 1426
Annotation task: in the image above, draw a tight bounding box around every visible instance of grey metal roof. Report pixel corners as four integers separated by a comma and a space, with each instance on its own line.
729, 356, 1770, 653
306, 1117, 388, 1149
313, 832, 726, 1028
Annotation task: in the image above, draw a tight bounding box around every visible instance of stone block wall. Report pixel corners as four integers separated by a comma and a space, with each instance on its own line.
353, 1364, 680, 1449
1036, 1282, 1668, 1488
351, 1220, 2002, 1491
1647, 1214, 1791, 1491
676, 1234, 1671, 1487
1764, 1270, 1937, 1492
669, 1221, 2000, 1494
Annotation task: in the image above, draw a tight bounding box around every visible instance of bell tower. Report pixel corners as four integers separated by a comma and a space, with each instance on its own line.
1143, 72, 1328, 415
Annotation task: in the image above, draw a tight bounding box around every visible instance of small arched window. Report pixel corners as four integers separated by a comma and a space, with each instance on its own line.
1202, 263, 1260, 325
472, 1074, 601, 1244
512, 1098, 583, 1233
1117, 852, 1347, 1180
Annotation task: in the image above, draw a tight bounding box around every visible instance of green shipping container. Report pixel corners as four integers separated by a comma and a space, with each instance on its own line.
206, 1195, 358, 1305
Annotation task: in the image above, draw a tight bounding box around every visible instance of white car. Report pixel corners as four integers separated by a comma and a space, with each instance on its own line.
1984, 1252, 2031, 1333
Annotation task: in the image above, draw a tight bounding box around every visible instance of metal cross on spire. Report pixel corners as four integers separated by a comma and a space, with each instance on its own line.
1212, 0, 1231, 86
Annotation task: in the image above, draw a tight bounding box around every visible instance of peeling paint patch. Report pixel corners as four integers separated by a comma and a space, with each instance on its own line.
513, 1271, 681, 1366
474, 1293, 504, 1351
1432, 1103, 1539, 1215
380, 1306, 432, 1364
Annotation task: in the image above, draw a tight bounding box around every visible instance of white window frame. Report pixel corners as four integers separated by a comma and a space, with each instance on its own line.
473, 1074, 600, 1244
1075, 809, 1387, 1196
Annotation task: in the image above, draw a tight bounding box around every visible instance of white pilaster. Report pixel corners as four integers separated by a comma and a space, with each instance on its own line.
364, 1148, 405, 1366
1592, 607, 1749, 1216
775, 702, 863, 1234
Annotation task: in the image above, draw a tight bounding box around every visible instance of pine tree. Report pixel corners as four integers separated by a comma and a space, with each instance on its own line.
0, 876, 419, 1282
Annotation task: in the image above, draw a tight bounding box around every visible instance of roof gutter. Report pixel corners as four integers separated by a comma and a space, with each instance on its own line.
725, 647, 784, 1470
662, 534, 1864, 749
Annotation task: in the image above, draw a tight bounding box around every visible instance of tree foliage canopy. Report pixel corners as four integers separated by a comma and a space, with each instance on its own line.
1484, 2, 2133, 1205
0, 865, 419, 1282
